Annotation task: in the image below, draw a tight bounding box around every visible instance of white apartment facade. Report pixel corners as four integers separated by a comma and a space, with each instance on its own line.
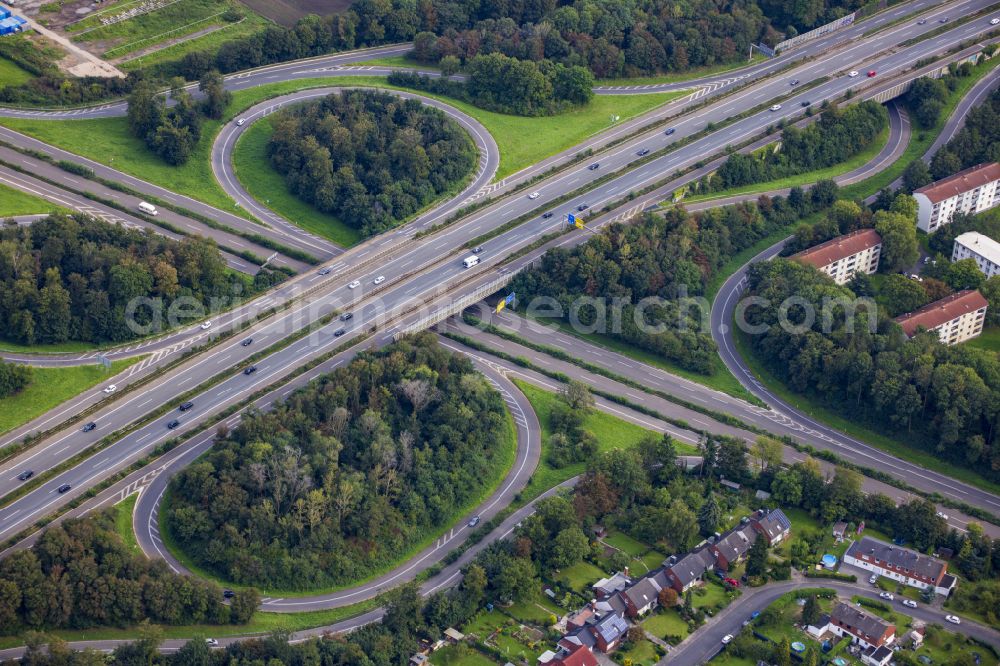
952, 231, 1000, 278
894, 290, 989, 345
913, 163, 1000, 233
790, 228, 882, 285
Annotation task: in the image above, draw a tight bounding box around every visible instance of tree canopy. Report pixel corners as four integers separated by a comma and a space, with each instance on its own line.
0, 214, 267, 346
266, 90, 476, 237
166, 333, 511, 590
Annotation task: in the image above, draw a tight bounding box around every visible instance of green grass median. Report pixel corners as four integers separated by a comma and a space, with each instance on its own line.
0, 358, 143, 436
0, 182, 65, 217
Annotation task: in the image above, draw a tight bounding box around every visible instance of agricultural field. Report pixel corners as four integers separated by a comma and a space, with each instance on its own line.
60, 0, 269, 62
236, 0, 350, 25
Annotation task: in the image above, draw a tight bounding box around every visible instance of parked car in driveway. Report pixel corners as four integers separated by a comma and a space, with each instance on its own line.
879, 592, 894, 600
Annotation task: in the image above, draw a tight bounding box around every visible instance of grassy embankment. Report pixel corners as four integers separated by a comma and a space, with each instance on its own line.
0, 358, 142, 435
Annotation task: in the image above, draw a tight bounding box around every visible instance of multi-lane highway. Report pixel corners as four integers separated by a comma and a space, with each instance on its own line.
2, 0, 1000, 656
4, 1, 1000, 551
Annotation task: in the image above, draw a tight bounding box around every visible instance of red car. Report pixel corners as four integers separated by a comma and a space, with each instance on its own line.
867, 70, 877, 77
724, 577, 741, 587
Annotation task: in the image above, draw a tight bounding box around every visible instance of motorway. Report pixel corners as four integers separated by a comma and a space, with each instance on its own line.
0, 0, 999, 656
3, 0, 1000, 558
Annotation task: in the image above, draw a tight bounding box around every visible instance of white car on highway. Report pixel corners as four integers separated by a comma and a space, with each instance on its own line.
528, 192, 540, 199
848, 70, 860, 77
769, 104, 782, 111
946, 615, 961, 625
721, 634, 734, 645
992, 17, 999, 25
102, 384, 117, 394
373, 275, 386, 285
348, 280, 361, 289
200, 321, 212, 330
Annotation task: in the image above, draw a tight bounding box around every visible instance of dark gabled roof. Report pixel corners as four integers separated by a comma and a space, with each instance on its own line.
845, 537, 946, 581
714, 525, 757, 561
562, 626, 597, 649
666, 547, 715, 587
830, 602, 894, 640
623, 577, 660, 609
592, 613, 628, 644
754, 509, 791, 541
595, 593, 628, 617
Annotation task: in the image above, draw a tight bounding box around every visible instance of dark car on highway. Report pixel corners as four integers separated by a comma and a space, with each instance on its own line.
17, 470, 33, 481
334, 328, 346, 337
57, 484, 71, 493
664, 128, 675, 135
542, 212, 554, 219
588, 163, 600, 170
244, 366, 257, 375
179, 402, 194, 412
577, 203, 589, 211
636, 148, 650, 156
167, 419, 180, 429
242, 338, 253, 346
801, 100, 811, 107
82, 422, 97, 432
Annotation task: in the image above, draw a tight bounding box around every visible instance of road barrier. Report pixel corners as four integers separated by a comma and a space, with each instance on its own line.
774, 13, 856, 53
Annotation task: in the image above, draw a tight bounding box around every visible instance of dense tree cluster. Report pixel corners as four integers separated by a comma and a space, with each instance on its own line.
407, 0, 864, 79
930, 73, 1000, 179
266, 90, 476, 236
126, 71, 230, 165
511, 184, 839, 374
742, 258, 1000, 477
0, 511, 257, 632
390, 53, 594, 115
0, 359, 31, 398
714, 102, 887, 190
0, 214, 256, 346
166, 334, 510, 590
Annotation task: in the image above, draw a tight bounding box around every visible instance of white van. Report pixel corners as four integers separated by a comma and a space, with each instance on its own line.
463, 255, 480, 268
137, 201, 158, 216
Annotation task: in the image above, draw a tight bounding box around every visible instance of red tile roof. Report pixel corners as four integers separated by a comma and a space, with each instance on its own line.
913, 162, 1000, 204
894, 290, 989, 337
791, 228, 882, 269
552, 643, 599, 666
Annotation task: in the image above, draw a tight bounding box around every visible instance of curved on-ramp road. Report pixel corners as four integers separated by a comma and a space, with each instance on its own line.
212, 87, 500, 249
133, 353, 540, 612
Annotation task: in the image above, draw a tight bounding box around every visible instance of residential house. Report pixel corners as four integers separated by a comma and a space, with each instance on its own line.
843, 537, 957, 596
913, 162, 1000, 232
592, 572, 631, 600
622, 576, 662, 618
952, 231, 1000, 278
827, 602, 896, 650
790, 228, 883, 285
588, 613, 629, 653
710, 525, 758, 571
750, 508, 792, 546
540, 643, 599, 666
894, 290, 989, 345
662, 548, 716, 593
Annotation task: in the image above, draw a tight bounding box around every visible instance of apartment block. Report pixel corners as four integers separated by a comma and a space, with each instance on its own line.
790, 229, 882, 285
913, 162, 1000, 233
952, 231, 1000, 278
894, 290, 989, 345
